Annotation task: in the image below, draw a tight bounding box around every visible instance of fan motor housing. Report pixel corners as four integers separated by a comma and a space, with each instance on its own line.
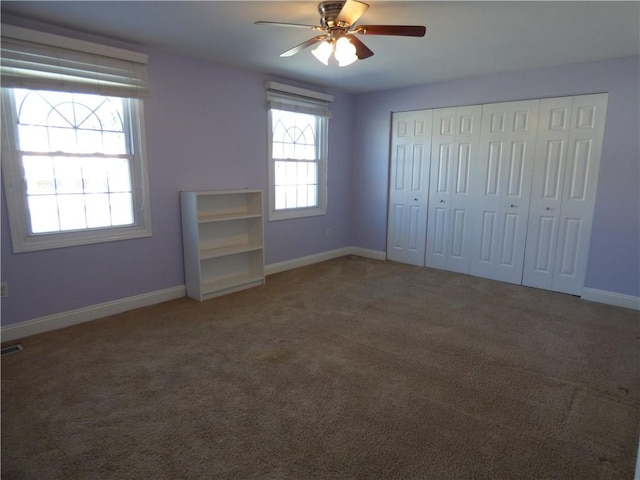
318, 1, 346, 28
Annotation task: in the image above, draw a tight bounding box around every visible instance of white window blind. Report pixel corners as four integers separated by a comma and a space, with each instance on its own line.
0, 24, 148, 97
266, 81, 332, 118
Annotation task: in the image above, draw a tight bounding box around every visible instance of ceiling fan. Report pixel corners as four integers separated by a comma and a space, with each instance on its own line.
255, 0, 426, 66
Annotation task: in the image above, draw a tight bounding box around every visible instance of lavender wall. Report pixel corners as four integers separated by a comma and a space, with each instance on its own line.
1, 48, 354, 326
1, 20, 637, 328
351, 56, 640, 297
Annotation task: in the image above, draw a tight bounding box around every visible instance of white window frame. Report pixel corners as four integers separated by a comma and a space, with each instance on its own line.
266, 82, 332, 221
0, 24, 151, 253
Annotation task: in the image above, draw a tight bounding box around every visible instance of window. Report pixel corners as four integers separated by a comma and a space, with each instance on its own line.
266, 82, 332, 221
1, 24, 151, 252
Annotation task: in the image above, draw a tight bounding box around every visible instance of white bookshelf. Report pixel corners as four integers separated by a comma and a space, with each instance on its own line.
180, 189, 265, 301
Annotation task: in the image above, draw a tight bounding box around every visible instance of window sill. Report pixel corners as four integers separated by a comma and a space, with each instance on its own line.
10, 224, 152, 253
268, 206, 327, 222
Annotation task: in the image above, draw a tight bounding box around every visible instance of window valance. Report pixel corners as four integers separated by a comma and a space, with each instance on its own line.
266, 81, 332, 118
1, 24, 149, 97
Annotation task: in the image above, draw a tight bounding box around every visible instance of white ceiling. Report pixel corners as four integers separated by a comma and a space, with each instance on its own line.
2, 1, 639, 93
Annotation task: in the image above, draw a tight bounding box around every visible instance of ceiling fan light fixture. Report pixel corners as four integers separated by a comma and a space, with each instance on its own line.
257, 0, 426, 66
334, 36, 357, 67
311, 39, 333, 65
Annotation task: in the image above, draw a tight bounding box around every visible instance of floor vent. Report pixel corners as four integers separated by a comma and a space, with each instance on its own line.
1, 344, 24, 355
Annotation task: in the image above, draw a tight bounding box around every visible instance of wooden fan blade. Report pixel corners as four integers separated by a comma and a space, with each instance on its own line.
280, 35, 328, 57
347, 34, 374, 60
255, 21, 323, 31
353, 25, 426, 37
336, 0, 369, 26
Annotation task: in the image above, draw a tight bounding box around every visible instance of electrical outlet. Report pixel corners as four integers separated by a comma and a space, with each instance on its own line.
1, 282, 7, 298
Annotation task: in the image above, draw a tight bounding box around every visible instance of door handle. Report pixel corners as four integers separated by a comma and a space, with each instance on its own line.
510, 204, 517, 208
439, 199, 445, 203
545, 207, 553, 211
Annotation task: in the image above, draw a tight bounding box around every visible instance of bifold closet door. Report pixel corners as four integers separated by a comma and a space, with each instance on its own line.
425, 105, 482, 273
469, 100, 540, 284
386, 110, 432, 266
523, 93, 608, 295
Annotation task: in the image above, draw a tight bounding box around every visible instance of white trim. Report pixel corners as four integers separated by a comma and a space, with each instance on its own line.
265, 246, 386, 276
350, 247, 387, 261
0, 286, 185, 342
265, 248, 351, 275
581, 288, 640, 311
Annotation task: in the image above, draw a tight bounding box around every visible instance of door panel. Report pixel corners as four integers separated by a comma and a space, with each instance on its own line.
387, 110, 432, 266
426, 105, 481, 273
551, 94, 608, 294
523, 97, 572, 290
470, 99, 539, 284
524, 93, 607, 294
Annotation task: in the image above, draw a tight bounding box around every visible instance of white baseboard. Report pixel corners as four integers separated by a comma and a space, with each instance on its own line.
1, 247, 386, 342
1, 286, 186, 343
265, 246, 386, 276
2, 252, 633, 343
349, 246, 387, 261
581, 288, 640, 311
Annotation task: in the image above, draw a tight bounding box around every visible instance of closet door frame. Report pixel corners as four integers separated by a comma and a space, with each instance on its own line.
385, 93, 607, 297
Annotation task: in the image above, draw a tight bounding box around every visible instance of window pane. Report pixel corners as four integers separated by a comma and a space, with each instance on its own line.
110, 193, 134, 225
275, 161, 286, 187
82, 159, 109, 193
15, 90, 47, 125
57, 195, 87, 230
307, 162, 318, 185
94, 98, 124, 132
53, 157, 84, 193
286, 162, 297, 186
45, 107, 72, 128
308, 184, 318, 207
74, 103, 101, 130
85, 194, 111, 228
76, 129, 104, 154
17, 125, 50, 152
107, 158, 132, 192
48, 127, 77, 153
275, 186, 286, 210
103, 132, 127, 155
297, 185, 309, 208
23, 156, 56, 195
282, 143, 295, 160
28, 195, 60, 233
285, 186, 297, 208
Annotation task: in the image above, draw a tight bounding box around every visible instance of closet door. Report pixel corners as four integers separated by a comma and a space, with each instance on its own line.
425, 105, 482, 273
523, 94, 608, 295
387, 110, 432, 266
469, 100, 540, 284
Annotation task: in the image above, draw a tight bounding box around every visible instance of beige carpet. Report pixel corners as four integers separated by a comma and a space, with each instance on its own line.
2, 256, 638, 479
